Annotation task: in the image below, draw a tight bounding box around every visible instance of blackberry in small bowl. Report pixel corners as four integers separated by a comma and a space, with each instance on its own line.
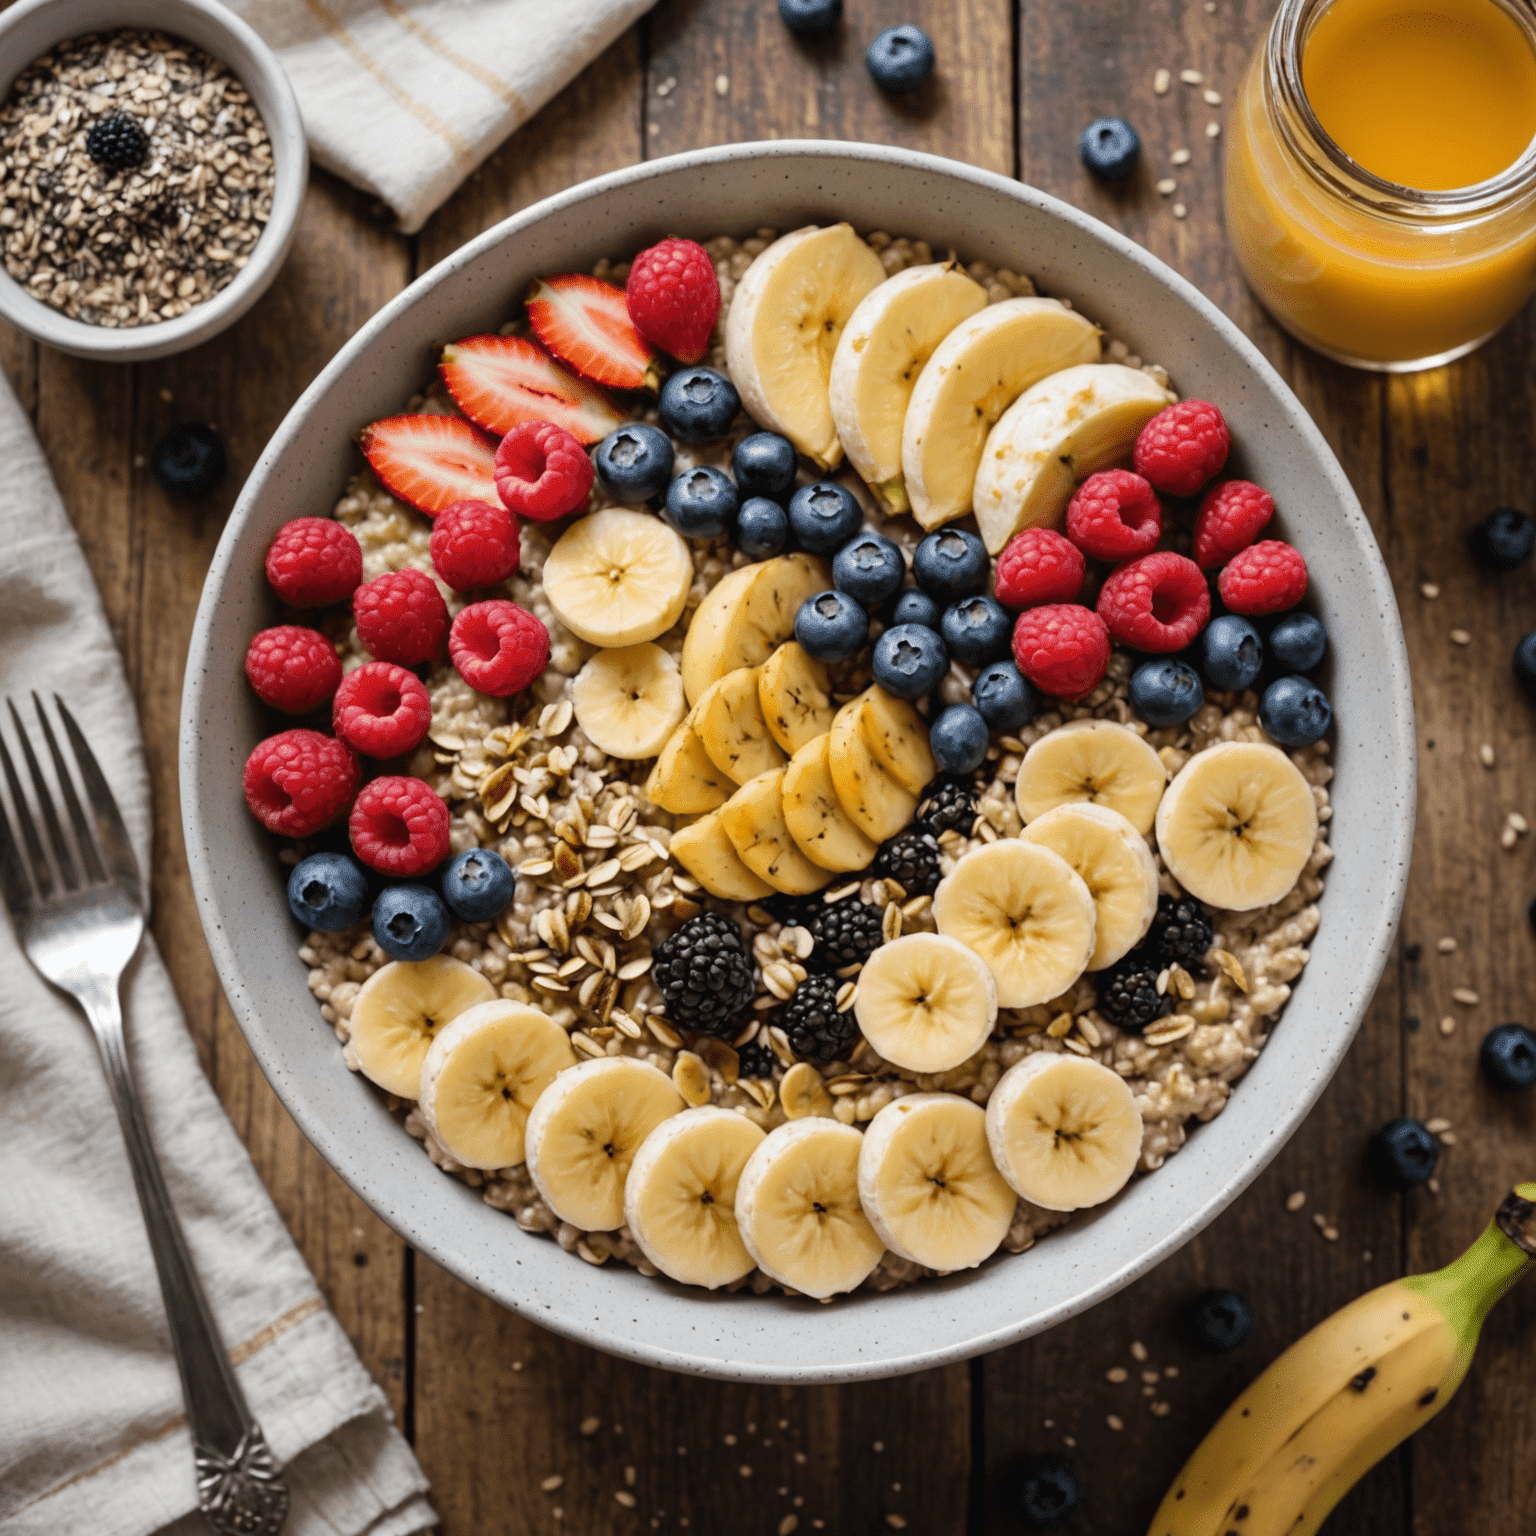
873, 829, 942, 896
808, 899, 884, 971
780, 973, 858, 1063
652, 911, 757, 1036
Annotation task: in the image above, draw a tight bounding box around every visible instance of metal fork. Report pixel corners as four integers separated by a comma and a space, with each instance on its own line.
0, 694, 288, 1536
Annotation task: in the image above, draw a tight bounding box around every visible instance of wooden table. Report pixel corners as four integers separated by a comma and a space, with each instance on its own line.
7, 1, 1532, 1529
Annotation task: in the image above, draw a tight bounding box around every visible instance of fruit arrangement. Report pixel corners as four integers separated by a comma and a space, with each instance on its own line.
242, 222, 1335, 1299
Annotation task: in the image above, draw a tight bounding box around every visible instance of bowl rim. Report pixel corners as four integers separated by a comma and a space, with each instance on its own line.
182, 139, 1416, 1381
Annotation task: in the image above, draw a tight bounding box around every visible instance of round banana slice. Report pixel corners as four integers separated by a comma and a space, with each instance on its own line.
735, 1118, 885, 1298
543, 507, 693, 648
1019, 801, 1159, 970
932, 841, 1096, 1009
418, 999, 577, 1169
348, 956, 497, 1099
985, 1052, 1143, 1211
854, 932, 998, 1073
857, 1094, 1016, 1271
571, 642, 686, 759
1155, 741, 1319, 912
524, 1056, 685, 1231
1014, 719, 1168, 836
623, 1106, 766, 1289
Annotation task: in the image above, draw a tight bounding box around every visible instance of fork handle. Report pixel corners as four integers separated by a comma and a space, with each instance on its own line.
76, 974, 290, 1536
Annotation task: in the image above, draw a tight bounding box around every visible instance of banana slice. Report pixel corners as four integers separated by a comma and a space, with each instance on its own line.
827, 262, 989, 512
669, 809, 776, 902
758, 641, 834, 754
857, 1093, 1016, 1270
901, 297, 1103, 530
696, 665, 788, 786
624, 1106, 766, 1289
725, 224, 889, 469
860, 685, 937, 795
1155, 741, 1319, 911
985, 1052, 1143, 1211
524, 1056, 686, 1231
782, 734, 879, 873
933, 841, 1096, 1009
854, 932, 998, 1072
828, 695, 917, 843
972, 362, 1172, 553
719, 768, 836, 896
645, 705, 734, 814
1014, 719, 1167, 837
571, 642, 686, 760
348, 956, 496, 1099
1019, 802, 1159, 970
735, 1118, 886, 1298
543, 507, 694, 647
418, 999, 577, 1169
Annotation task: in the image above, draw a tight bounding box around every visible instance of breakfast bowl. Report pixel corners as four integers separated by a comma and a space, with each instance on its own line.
181, 141, 1414, 1382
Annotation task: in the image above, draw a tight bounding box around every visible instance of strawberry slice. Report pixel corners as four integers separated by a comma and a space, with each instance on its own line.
358, 413, 498, 518
439, 334, 626, 445
525, 274, 661, 393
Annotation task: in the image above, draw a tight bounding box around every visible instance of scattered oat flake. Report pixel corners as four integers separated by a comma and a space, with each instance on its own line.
1206, 121, 1222, 138
873, 1440, 885, 1452
1107, 1414, 1125, 1431
615, 1490, 637, 1508
1452, 988, 1479, 1005
1180, 68, 1204, 84
1130, 1340, 1149, 1362
780, 1519, 800, 1536
1511, 812, 1530, 833
1428, 1176, 1441, 1194
1502, 825, 1519, 849
1286, 1190, 1307, 1212
1420, 582, 1440, 598
1171, 147, 1192, 165
1107, 1366, 1129, 1383
1323, 1225, 1340, 1242
1425, 1116, 1452, 1134
1480, 743, 1496, 767
1151, 1400, 1173, 1416
715, 74, 730, 95
1154, 67, 1172, 93
1437, 937, 1457, 953
1203, 88, 1222, 104
886, 1518, 907, 1531
1450, 629, 1471, 645
541, 1476, 565, 1493
740, 1465, 753, 1478
581, 1416, 601, 1436
1157, 178, 1178, 195
1173, 203, 1188, 219
1440, 1015, 1457, 1036
1440, 1130, 1459, 1146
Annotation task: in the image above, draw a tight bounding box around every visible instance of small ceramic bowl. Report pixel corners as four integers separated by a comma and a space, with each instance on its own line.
0, 0, 306, 362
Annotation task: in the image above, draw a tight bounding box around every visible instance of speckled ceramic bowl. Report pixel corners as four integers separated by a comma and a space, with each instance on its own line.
181, 142, 1415, 1383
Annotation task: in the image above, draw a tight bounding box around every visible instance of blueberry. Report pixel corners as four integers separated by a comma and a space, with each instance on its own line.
871, 623, 948, 699
941, 595, 1012, 664
864, 24, 935, 92
733, 430, 799, 502
1079, 116, 1141, 179
1480, 1022, 1536, 1091
1182, 1288, 1255, 1353
913, 528, 988, 601
1469, 506, 1536, 571
1201, 615, 1263, 691
930, 703, 989, 774
1513, 632, 1536, 701
1268, 612, 1328, 673
1130, 659, 1203, 727
734, 496, 789, 559
664, 465, 739, 539
833, 531, 906, 606
594, 424, 674, 502
890, 588, 941, 629
973, 660, 1035, 731
1259, 675, 1331, 746
1367, 1116, 1439, 1190
1001, 1454, 1081, 1532
286, 852, 370, 932
788, 480, 862, 554
441, 847, 515, 922
658, 366, 740, 443
151, 422, 226, 496
794, 589, 869, 662
778, 0, 841, 33
372, 884, 450, 961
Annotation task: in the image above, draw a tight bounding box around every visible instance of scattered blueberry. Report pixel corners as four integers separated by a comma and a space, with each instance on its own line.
733, 430, 799, 502
913, 528, 988, 601
373, 884, 450, 961
1367, 1116, 1439, 1190
1480, 1023, 1536, 1091
1129, 659, 1204, 727
1001, 1454, 1081, 1533
1201, 614, 1263, 691
865, 24, 935, 92
658, 366, 740, 443
734, 496, 790, 559
594, 424, 674, 502
1182, 1288, 1255, 1353
1079, 116, 1141, 179
834, 531, 906, 606
1259, 675, 1331, 747
86, 110, 148, 171
930, 703, 989, 774
664, 465, 738, 539
286, 852, 370, 932
441, 847, 515, 922
872, 623, 948, 699
794, 589, 869, 662
973, 659, 1035, 732
890, 588, 941, 629
151, 422, 226, 496
1513, 632, 1536, 701
1469, 506, 1536, 571
1267, 611, 1328, 674
778, 0, 841, 33
941, 594, 1012, 664
788, 480, 862, 553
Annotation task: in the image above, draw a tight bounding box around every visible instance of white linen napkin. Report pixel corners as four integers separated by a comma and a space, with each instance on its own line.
226, 0, 655, 233
0, 373, 436, 1536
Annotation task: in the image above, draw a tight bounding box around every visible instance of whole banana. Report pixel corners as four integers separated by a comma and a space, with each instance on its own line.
1149, 1183, 1536, 1536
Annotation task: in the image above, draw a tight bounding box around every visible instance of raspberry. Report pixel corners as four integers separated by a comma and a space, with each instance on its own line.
625, 237, 722, 365
242, 729, 358, 837
994, 528, 1085, 608
1218, 540, 1309, 616
429, 498, 521, 591
1097, 551, 1211, 653
243, 626, 342, 714
1193, 479, 1275, 569
494, 420, 594, 522
349, 775, 451, 877
1064, 469, 1163, 561
449, 600, 550, 697
264, 517, 364, 608
1011, 603, 1111, 699
1133, 400, 1231, 497
353, 567, 449, 667
334, 662, 433, 758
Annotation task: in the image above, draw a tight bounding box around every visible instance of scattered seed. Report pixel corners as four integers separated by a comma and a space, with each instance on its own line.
542, 1475, 565, 1492
715, 73, 730, 95
1502, 826, 1519, 849
1063, 1036, 1092, 1055
581, 1416, 601, 1436
1151, 1401, 1172, 1417
1439, 1130, 1458, 1146
1425, 1116, 1452, 1134
1130, 1340, 1149, 1362
1206, 121, 1222, 138
1164, 1366, 1179, 1378
1452, 988, 1479, 1005
1172, 202, 1188, 218
780, 1519, 800, 1536
1157, 178, 1177, 195
1286, 1190, 1307, 1212
1420, 582, 1440, 599
1440, 1015, 1457, 1036
1437, 937, 1457, 953
1480, 743, 1496, 767
1047, 1012, 1074, 1038
1107, 1414, 1125, 1431
1203, 88, 1222, 105
886, 1518, 907, 1531
1180, 68, 1204, 84
1171, 147, 1191, 165
615, 1490, 637, 1508
1450, 629, 1471, 646
1323, 1226, 1340, 1242
1106, 1366, 1129, 1383
1154, 67, 1172, 93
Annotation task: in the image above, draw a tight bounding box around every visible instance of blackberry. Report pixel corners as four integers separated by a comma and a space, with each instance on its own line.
86, 111, 148, 171
1149, 894, 1214, 968
761, 891, 824, 930
873, 829, 941, 896
736, 1040, 779, 1081
917, 776, 976, 836
652, 912, 757, 1037
808, 899, 884, 972
1096, 951, 1168, 1035
781, 974, 859, 1063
